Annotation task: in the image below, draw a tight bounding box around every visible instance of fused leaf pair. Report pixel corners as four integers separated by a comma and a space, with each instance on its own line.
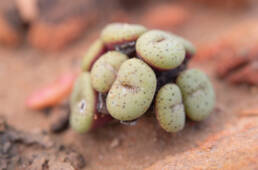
156, 69, 215, 132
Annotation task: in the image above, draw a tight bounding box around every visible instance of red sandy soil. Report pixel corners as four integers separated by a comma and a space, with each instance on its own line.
0, 2, 258, 170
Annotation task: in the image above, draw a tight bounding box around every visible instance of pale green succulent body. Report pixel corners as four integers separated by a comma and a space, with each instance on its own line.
81, 39, 105, 71
70, 72, 96, 133
91, 51, 128, 93
169, 33, 196, 56
101, 23, 147, 45
136, 30, 185, 70
177, 69, 215, 121
106, 58, 157, 121
155, 83, 185, 132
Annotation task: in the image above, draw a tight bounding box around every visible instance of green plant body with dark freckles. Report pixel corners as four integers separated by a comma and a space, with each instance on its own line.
70, 23, 215, 133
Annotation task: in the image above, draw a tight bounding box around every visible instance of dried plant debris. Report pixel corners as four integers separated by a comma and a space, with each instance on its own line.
26, 72, 77, 110
0, 117, 85, 170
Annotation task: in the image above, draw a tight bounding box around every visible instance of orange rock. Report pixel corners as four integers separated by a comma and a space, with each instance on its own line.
239, 108, 258, 117
249, 45, 258, 61
28, 18, 92, 51
195, 20, 258, 86
142, 4, 189, 30
110, 10, 131, 23
220, 20, 258, 51
191, 0, 249, 8
227, 62, 258, 85
147, 124, 258, 170
28, 0, 97, 51
26, 72, 78, 110
215, 49, 249, 78
195, 40, 231, 62
195, 20, 258, 62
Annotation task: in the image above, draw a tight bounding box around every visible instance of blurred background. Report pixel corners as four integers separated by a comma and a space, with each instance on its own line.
1, 0, 258, 50
0, 0, 258, 169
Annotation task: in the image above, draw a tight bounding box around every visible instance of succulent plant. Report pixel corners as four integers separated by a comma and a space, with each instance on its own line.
91, 51, 128, 93
69, 23, 215, 133
177, 69, 215, 121
155, 83, 185, 132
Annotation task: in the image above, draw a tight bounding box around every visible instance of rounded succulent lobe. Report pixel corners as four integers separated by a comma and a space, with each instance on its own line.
70, 72, 96, 133
136, 30, 185, 70
101, 23, 147, 48
91, 51, 128, 93
170, 33, 196, 56
81, 39, 106, 71
107, 58, 157, 121
176, 69, 215, 121
155, 83, 185, 133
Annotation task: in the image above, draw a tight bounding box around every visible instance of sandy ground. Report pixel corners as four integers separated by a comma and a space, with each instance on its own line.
1, 2, 258, 169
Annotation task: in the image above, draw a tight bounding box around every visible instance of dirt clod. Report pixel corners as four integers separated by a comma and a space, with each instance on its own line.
0, 117, 85, 170
49, 103, 70, 133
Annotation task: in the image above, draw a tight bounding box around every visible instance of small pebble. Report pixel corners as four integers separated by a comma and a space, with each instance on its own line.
110, 138, 120, 148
